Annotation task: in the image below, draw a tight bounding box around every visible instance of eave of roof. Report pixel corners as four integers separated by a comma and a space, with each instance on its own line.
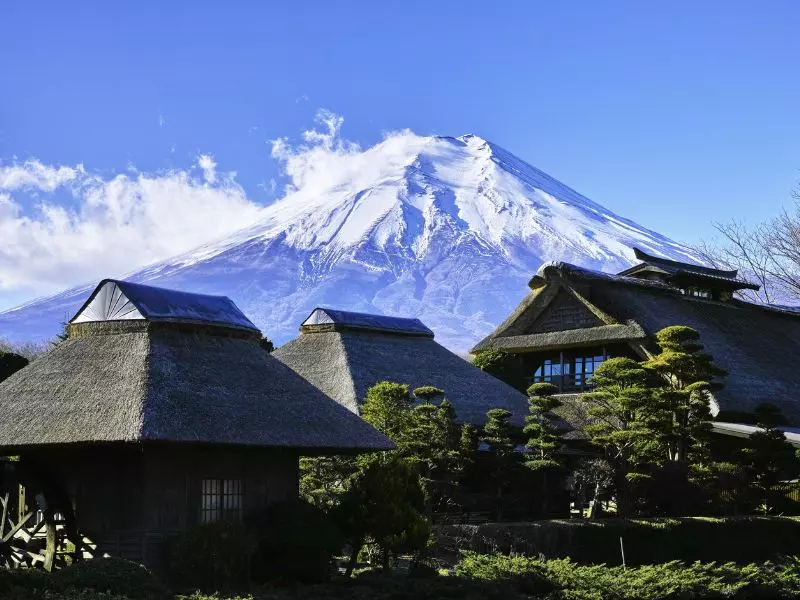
472, 322, 647, 353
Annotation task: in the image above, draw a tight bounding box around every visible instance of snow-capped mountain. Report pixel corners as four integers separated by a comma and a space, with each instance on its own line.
0, 134, 694, 351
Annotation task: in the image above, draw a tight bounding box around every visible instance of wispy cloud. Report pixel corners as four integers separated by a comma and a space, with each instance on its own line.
0, 156, 265, 298
294, 93, 309, 104
197, 153, 217, 184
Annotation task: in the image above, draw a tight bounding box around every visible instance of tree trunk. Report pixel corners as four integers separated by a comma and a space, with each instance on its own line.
589, 481, 602, 520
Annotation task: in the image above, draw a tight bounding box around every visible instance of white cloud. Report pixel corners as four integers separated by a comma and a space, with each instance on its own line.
197, 153, 217, 184
0, 160, 265, 298
0, 160, 87, 192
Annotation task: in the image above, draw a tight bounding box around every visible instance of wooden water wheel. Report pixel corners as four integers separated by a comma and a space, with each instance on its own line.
0, 457, 89, 570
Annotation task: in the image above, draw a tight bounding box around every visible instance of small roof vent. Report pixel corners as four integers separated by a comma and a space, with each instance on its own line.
301, 308, 434, 337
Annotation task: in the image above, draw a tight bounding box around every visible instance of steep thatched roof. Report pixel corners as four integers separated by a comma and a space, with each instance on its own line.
274, 309, 530, 425
474, 261, 800, 425
0, 284, 393, 453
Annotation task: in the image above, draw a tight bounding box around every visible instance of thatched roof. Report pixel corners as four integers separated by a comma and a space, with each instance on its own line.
274, 309, 530, 425
0, 284, 393, 453
474, 261, 800, 425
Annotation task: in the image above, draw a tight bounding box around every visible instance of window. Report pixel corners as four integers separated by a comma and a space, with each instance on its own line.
574, 354, 605, 388
681, 288, 712, 299
200, 479, 243, 523
532, 351, 607, 391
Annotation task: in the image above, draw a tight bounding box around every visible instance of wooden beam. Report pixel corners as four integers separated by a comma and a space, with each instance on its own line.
2, 511, 33, 543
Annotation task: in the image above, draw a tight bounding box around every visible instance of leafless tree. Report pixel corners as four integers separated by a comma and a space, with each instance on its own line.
696, 193, 800, 306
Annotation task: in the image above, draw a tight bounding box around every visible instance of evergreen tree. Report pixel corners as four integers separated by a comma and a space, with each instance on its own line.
581, 357, 655, 516
299, 455, 358, 511
472, 348, 526, 391
334, 457, 429, 575
259, 336, 275, 353
523, 383, 563, 471
524, 382, 563, 517
481, 408, 517, 520
412, 386, 445, 402
0, 350, 28, 383
643, 326, 724, 464
405, 395, 461, 513
740, 404, 800, 514
360, 381, 414, 453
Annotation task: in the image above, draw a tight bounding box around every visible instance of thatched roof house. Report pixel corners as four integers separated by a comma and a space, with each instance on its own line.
0, 280, 391, 570
273, 308, 529, 425
472, 249, 800, 425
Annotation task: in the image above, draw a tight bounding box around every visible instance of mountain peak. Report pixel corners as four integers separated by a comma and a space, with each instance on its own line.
0, 133, 694, 351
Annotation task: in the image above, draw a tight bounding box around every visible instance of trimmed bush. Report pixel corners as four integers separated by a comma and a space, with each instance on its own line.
52, 558, 171, 599
436, 516, 800, 566
456, 552, 800, 599
249, 499, 342, 583
169, 521, 255, 591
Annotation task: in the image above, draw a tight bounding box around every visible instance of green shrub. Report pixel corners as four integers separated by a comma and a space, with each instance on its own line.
455, 552, 800, 599
248, 499, 342, 583
52, 558, 171, 600
169, 521, 255, 591
437, 516, 800, 566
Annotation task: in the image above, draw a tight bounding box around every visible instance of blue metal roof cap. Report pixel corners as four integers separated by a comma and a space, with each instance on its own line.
71, 279, 259, 332
302, 308, 434, 337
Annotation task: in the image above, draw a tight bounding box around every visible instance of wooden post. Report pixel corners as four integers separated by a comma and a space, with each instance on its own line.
43, 519, 56, 572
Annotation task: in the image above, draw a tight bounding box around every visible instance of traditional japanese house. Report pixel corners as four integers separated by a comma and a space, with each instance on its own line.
472, 248, 800, 426
273, 308, 529, 425
0, 280, 392, 570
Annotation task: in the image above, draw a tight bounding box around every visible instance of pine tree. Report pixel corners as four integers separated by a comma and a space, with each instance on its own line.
481, 408, 517, 520
643, 326, 724, 464
581, 357, 655, 516
412, 386, 445, 402
524, 382, 563, 517
740, 404, 800, 514
360, 381, 414, 453
334, 457, 429, 575
523, 383, 563, 471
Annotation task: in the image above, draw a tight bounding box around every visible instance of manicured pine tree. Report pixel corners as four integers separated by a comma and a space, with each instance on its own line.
360, 381, 414, 455
643, 326, 724, 465
740, 403, 800, 514
524, 382, 563, 517
581, 357, 655, 516
481, 408, 516, 521
334, 456, 429, 575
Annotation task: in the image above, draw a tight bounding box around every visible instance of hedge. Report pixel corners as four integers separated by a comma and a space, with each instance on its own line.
455, 553, 800, 599
435, 516, 800, 566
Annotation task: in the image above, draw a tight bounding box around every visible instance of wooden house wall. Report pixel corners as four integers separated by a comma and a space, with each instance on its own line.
21, 444, 299, 569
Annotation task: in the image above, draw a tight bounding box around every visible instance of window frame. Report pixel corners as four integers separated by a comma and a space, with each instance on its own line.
200, 478, 244, 524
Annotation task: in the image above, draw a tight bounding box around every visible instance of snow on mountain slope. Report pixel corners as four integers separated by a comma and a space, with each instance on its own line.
0, 133, 695, 351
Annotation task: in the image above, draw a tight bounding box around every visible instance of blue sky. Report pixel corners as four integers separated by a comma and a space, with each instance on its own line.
1, 1, 799, 309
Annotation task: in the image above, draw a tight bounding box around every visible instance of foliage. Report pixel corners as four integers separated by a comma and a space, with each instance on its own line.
456, 552, 800, 600
480, 408, 517, 521
404, 399, 461, 512
248, 499, 342, 583
258, 337, 274, 353
360, 382, 414, 448
643, 325, 723, 465
581, 357, 655, 514
523, 382, 562, 472
438, 516, 800, 566
299, 455, 357, 511
0, 350, 28, 383
334, 457, 429, 573
471, 348, 526, 391
569, 458, 615, 519
740, 404, 800, 513
411, 386, 444, 402
51, 558, 171, 599
169, 522, 255, 591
